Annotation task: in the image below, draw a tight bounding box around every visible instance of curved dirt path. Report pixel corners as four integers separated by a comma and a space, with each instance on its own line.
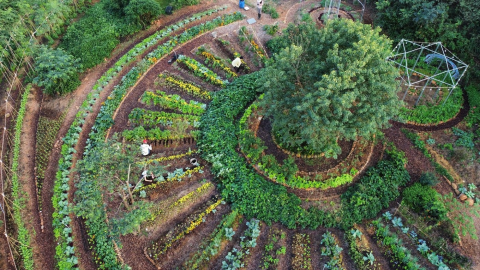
16, 86, 44, 269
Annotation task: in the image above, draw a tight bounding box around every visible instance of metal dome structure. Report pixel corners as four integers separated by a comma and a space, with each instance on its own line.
387, 39, 468, 105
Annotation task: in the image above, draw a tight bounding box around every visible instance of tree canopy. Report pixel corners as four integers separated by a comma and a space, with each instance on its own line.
260, 19, 401, 158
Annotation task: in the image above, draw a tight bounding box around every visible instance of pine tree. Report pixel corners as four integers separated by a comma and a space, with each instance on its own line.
260, 19, 400, 158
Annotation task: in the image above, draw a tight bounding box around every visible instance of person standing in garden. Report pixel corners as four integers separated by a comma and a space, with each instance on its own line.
257, 0, 263, 19
140, 139, 152, 156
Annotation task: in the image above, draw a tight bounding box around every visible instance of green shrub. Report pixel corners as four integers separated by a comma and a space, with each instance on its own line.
341, 145, 410, 229
263, 23, 279, 36
465, 84, 480, 128
402, 183, 447, 222
33, 45, 81, 95
171, 0, 199, 10
263, 3, 279, 19
60, 3, 122, 69
419, 172, 439, 186
125, 0, 162, 29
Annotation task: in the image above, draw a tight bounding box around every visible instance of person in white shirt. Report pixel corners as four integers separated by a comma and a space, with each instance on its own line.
232, 56, 243, 72
140, 139, 152, 156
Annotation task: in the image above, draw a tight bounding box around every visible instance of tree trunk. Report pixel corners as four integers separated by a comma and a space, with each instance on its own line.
126, 164, 134, 204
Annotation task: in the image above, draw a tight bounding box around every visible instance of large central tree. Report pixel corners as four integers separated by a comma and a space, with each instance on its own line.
259, 19, 401, 158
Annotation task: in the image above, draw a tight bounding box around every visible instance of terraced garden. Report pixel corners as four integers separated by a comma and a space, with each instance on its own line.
1, 0, 480, 270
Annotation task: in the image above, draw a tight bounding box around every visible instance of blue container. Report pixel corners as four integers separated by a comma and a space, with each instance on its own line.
239, 0, 245, 8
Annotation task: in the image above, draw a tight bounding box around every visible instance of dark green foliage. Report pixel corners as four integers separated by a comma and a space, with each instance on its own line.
402, 183, 447, 222
340, 146, 410, 229
452, 127, 475, 150
59, 2, 123, 69
419, 172, 439, 186
60, 0, 169, 69
263, 23, 279, 36
0, 0, 90, 74
262, 3, 279, 19
32, 45, 82, 95
465, 84, 480, 127
261, 20, 400, 157
171, 0, 199, 10
374, 0, 480, 80
198, 73, 337, 229
124, 0, 162, 28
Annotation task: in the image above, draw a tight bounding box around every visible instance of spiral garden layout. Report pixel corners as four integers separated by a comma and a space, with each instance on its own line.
2, 0, 480, 270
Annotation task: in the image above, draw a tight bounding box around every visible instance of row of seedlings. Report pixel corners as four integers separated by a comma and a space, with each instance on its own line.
221, 219, 262, 269
143, 180, 215, 228
123, 91, 205, 143
35, 111, 66, 211
238, 26, 267, 66
158, 72, 212, 100
50, 8, 232, 267
395, 202, 472, 268
260, 226, 287, 269
215, 37, 251, 74
134, 157, 205, 199
73, 11, 245, 269
176, 55, 228, 87
144, 196, 223, 268
184, 210, 243, 269
10, 85, 35, 269
369, 217, 426, 270
320, 231, 346, 269
344, 227, 379, 269
196, 46, 238, 79
291, 233, 313, 270
383, 212, 453, 269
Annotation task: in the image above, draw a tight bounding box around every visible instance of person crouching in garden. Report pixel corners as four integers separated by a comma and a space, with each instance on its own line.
257, 0, 263, 19
232, 56, 243, 72
140, 139, 152, 156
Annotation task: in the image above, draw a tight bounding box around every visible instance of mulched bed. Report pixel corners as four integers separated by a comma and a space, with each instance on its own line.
257, 117, 354, 172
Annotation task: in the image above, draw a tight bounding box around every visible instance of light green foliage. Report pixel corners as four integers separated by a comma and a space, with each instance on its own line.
261, 20, 400, 157
33, 45, 82, 95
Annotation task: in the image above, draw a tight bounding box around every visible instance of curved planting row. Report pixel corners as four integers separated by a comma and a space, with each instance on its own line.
66, 11, 244, 269
50, 6, 232, 269
238, 101, 376, 190
177, 55, 228, 87
10, 84, 34, 270
145, 197, 223, 267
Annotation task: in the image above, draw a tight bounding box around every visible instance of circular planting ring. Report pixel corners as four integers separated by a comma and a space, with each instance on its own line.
238, 104, 378, 200
5, 1, 480, 270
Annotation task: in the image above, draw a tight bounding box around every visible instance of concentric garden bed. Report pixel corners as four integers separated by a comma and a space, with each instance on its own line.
6, 0, 480, 269
236, 98, 376, 195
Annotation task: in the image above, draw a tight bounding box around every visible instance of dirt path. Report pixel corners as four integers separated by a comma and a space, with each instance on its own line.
17, 86, 45, 268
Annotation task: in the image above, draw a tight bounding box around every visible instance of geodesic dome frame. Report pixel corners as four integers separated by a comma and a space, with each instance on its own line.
387, 39, 468, 106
